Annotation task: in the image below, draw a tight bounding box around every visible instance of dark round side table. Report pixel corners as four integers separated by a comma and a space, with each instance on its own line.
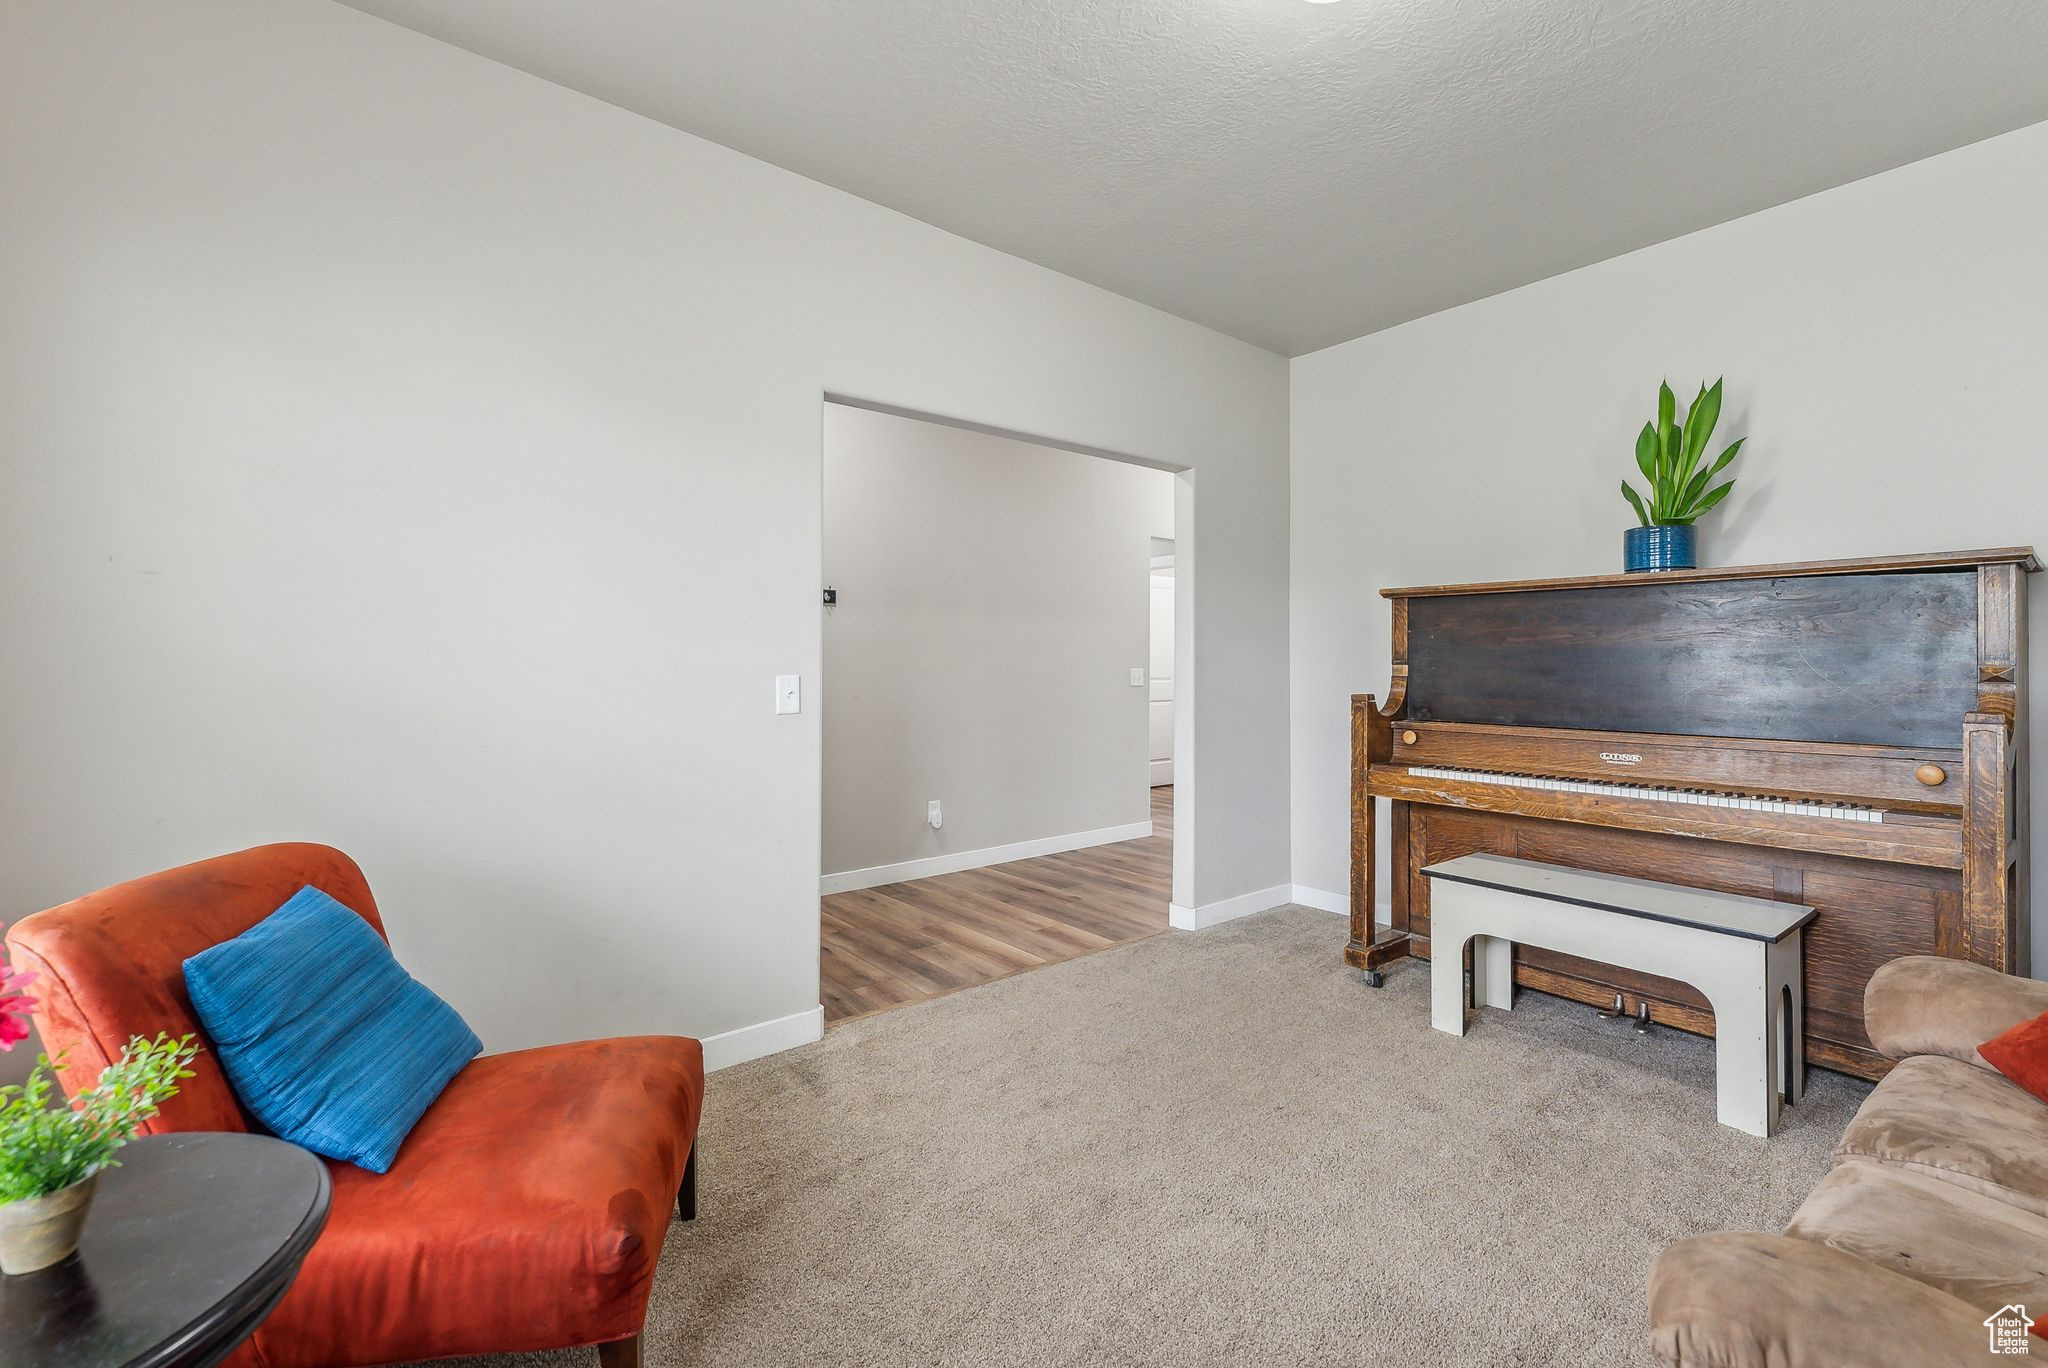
0, 1131, 331, 1368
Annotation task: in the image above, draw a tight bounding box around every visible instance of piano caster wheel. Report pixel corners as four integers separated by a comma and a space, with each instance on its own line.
1634, 1002, 1654, 1035
1363, 970, 1385, 988
1597, 992, 1627, 1019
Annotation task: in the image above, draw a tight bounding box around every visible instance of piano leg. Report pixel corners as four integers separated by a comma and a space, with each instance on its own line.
1346, 780, 1411, 987
1352, 932, 1410, 987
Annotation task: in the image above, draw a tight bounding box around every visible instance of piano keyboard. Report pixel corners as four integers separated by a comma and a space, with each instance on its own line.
1404, 766, 1886, 823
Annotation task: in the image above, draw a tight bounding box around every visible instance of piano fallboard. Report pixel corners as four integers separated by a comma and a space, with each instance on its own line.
1368, 765, 1962, 869
1388, 721, 1963, 815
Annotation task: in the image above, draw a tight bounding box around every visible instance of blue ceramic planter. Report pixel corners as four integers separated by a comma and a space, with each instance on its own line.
1624, 524, 1697, 573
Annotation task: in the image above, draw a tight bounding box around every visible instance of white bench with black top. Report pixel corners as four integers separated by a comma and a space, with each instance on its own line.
1421, 854, 1813, 1137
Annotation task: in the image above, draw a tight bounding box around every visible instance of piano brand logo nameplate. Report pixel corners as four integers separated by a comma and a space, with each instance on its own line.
1598, 752, 1644, 765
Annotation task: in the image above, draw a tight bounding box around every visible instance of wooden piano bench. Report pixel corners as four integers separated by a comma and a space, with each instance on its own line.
1421, 854, 1815, 1137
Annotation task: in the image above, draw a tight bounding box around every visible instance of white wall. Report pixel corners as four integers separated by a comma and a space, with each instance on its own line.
1291, 120, 2048, 968
821, 404, 1171, 884
0, 0, 1290, 1069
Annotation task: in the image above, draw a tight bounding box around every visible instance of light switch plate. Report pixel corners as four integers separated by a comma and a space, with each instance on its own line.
775, 675, 800, 715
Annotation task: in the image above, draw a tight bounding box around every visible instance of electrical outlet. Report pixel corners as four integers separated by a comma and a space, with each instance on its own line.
1130, 667, 1147, 686
928, 800, 943, 830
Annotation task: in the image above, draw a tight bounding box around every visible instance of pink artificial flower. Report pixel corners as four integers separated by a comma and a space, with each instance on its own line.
0, 923, 37, 1051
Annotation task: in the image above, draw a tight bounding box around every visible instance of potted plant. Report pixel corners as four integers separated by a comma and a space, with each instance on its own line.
0, 934, 198, 1274
1619, 378, 1747, 572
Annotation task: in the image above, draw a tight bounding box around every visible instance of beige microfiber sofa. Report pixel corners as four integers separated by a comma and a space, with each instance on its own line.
1649, 955, 2048, 1366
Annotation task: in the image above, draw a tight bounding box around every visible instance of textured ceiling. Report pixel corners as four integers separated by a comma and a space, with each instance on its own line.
334, 0, 2048, 356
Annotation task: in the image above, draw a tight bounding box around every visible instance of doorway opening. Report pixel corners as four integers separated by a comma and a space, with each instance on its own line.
818, 399, 1186, 1025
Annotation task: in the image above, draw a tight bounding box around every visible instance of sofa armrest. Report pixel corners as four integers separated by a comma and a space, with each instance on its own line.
1864, 955, 2048, 1067
1649, 1232, 1986, 1368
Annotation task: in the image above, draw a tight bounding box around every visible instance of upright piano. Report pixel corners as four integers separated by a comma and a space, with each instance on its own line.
1349, 548, 2037, 1080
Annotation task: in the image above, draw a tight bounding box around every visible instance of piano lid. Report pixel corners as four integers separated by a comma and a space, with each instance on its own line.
1382, 547, 2039, 600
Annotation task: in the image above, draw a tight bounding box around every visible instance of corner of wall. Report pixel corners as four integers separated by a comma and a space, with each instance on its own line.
700, 1005, 825, 1072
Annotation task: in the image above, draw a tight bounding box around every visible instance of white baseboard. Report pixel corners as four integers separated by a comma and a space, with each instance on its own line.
820, 821, 1152, 895
1169, 882, 1293, 930
701, 1005, 823, 1072
1287, 886, 1398, 927
1149, 760, 1173, 786
1289, 885, 1349, 915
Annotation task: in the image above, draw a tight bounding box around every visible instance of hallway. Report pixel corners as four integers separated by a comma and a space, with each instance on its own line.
820, 787, 1172, 1024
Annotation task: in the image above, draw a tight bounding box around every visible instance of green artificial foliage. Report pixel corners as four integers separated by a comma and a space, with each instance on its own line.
0, 1033, 199, 1203
1620, 378, 1746, 527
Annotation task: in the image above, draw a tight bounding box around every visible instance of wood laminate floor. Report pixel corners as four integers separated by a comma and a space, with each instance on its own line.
820, 786, 1173, 1024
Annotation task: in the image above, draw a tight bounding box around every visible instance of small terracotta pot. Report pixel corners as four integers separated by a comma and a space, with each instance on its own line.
0, 1171, 99, 1275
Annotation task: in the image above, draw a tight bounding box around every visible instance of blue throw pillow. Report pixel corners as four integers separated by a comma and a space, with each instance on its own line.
183, 885, 482, 1173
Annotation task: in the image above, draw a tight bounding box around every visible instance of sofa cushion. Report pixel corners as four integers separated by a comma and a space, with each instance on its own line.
1788, 1157, 2048, 1313
1982, 1008, 2048, 1105
184, 885, 482, 1173
248, 1034, 704, 1368
1648, 1232, 1986, 1368
1835, 1053, 2048, 1218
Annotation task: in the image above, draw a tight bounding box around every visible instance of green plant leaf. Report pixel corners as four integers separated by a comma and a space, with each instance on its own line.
1693, 479, 1736, 516
1689, 379, 1722, 455
1677, 437, 1743, 515
1654, 382, 1676, 516
1621, 479, 1651, 526
1679, 378, 1721, 489
1635, 423, 1657, 486
0, 1033, 199, 1203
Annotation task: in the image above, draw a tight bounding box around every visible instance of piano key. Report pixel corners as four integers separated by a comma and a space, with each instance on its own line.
1401, 766, 1883, 823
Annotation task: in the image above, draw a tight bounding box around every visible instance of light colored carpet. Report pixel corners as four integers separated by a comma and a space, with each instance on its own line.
443, 906, 1869, 1367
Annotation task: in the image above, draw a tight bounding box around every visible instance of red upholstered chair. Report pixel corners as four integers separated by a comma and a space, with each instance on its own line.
4, 843, 703, 1368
